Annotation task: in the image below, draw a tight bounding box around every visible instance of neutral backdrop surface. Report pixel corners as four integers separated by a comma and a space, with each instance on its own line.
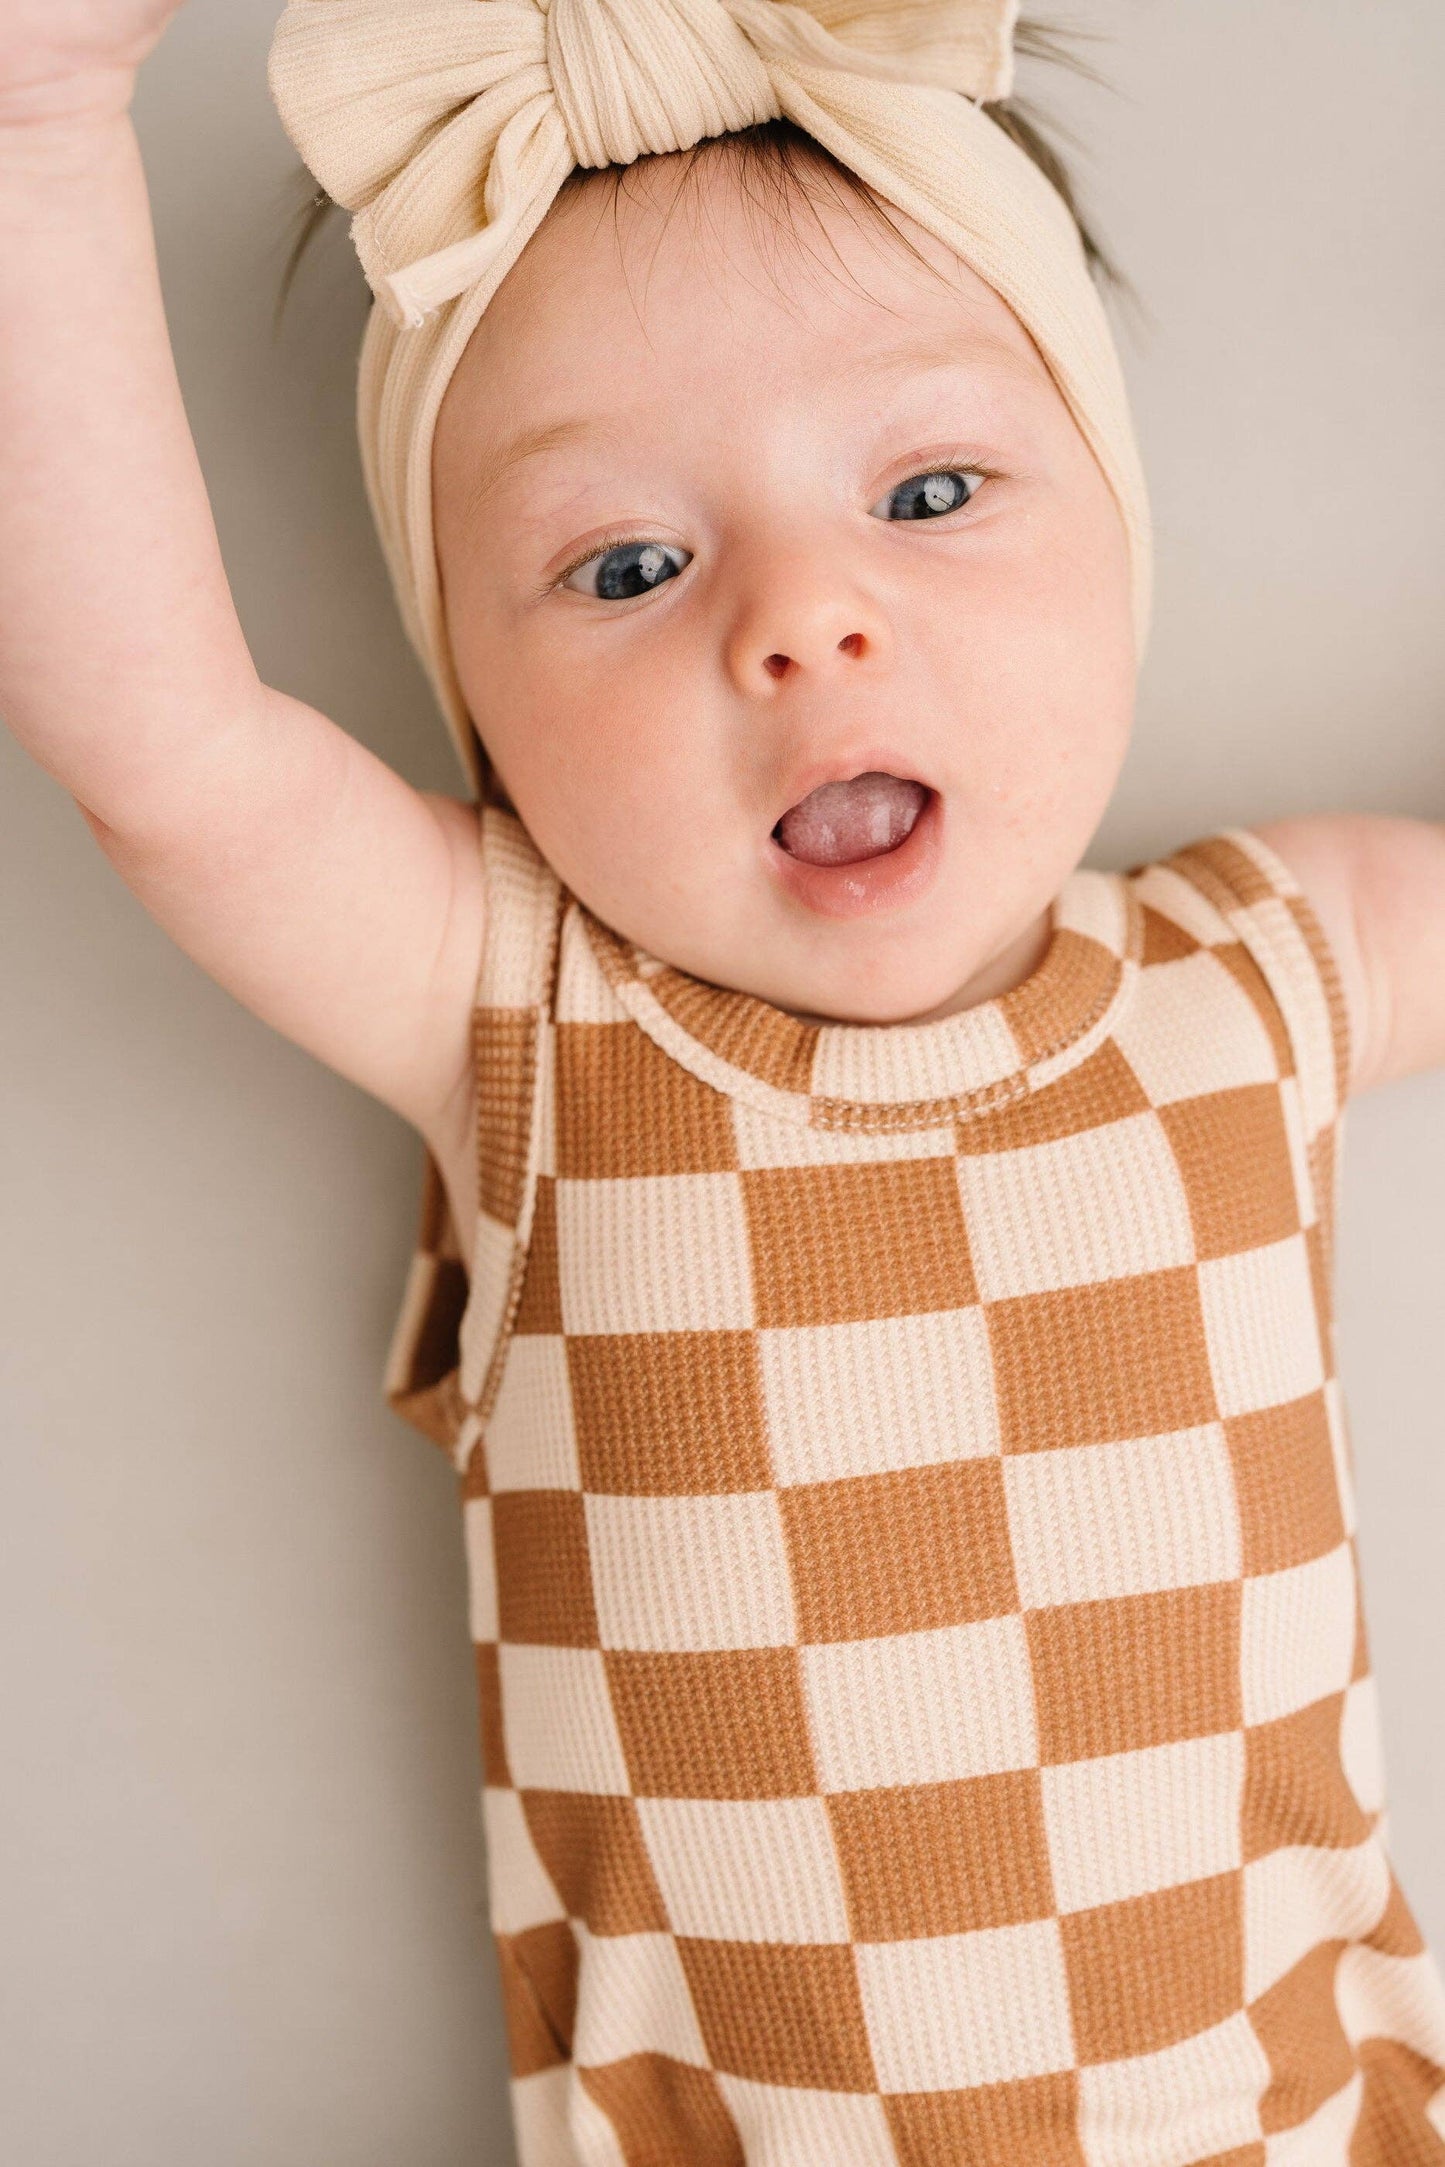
2, 3, 1442, 2161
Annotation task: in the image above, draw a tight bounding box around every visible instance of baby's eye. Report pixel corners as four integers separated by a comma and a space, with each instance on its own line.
871, 468, 985, 521
563, 540, 691, 600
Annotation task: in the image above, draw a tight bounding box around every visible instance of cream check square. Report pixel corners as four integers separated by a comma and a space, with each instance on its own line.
1113, 951, 1280, 1106
485, 1335, 581, 1493
812, 1001, 1022, 1103
1004, 1424, 1241, 1609
1277, 1073, 1316, 1233
585, 1491, 796, 1651
1077, 2010, 1268, 2167
803, 1616, 1037, 1791
1199, 1231, 1326, 1419
1241, 1540, 1356, 1726
569, 1924, 711, 2071
459, 1209, 518, 1402
1042, 1733, 1245, 1915
556, 1173, 754, 1334
715, 2074, 899, 2161
1247, 894, 1339, 1138
512, 2068, 624, 2167
1339, 1676, 1385, 1817
1336, 1944, 1445, 2058
636, 1796, 851, 1944
958, 1112, 1196, 1301
758, 1307, 1000, 1485
481, 1785, 567, 1935
1242, 1838, 1390, 2002
463, 1497, 498, 1644
498, 1645, 633, 1794
857, 1918, 1074, 2091
554, 912, 627, 1024
1129, 864, 1231, 949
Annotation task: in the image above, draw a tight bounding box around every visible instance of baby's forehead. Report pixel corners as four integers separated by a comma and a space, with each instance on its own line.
450, 149, 1045, 421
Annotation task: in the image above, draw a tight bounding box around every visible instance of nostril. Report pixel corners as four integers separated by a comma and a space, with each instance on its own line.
838, 632, 864, 659
763, 653, 790, 680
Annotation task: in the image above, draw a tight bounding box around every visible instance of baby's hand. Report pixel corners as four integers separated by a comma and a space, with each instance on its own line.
0, 0, 186, 123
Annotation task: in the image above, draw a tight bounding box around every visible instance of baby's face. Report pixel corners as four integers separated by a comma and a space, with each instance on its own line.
433, 151, 1136, 1024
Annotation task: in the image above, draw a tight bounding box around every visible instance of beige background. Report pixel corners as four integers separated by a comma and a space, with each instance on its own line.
2, 1, 1442, 2159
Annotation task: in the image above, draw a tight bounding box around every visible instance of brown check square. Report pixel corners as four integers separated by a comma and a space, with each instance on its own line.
502, 1918, 578, 2067
1211, 942, 1296, 1081
1249, 1939, 1357, 2135
780, 1458, 1018, 1642
1227, 1391, 1347, 1577
1060, 1869, 1244, 2063
493, 1490, 599, 1646
520, 1791, 671, 1936
475, 1646, 510, 1786
477, 1010, 539, 1226
1138, 902, 1200, 967
1029, 1584, 1243, 1763
605, 1647, 819, 1798
581, 2056, 745, 2163
1159, 1083, 1301, 1260
513, 1175, 563, 1336
742, 1158, 978, 1328
955, 1039, 1150, 1158
677, 1936, 878, 2092
568, 1329, 772, 1495
829, 1770, 1054, 1940
1241, 1692, 1368, 1863
885, 2071, 1086, 2167
988, 1268, 1219, 1452
555, 1019, 740, 1179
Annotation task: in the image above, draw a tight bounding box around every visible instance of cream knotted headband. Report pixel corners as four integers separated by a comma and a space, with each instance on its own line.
269, 0, 1152, 795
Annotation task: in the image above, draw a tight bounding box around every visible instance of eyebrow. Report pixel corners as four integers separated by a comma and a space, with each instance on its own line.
464, 415, 614, 523
465, 330, 1031, 515
841, 329, 1040, 388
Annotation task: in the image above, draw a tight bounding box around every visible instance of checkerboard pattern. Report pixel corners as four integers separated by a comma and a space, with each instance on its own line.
386, 810, 1445, 2166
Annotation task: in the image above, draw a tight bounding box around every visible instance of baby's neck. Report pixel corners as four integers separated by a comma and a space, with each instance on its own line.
781, 904, 1054, 1029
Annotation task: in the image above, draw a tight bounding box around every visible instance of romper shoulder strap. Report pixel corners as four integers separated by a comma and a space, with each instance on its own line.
1160, 826, 1352, 1143
383, 804, 564, 1466
1143, 825, 1354, 1298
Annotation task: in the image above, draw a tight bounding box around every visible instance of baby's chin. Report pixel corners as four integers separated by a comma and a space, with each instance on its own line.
697, 884, 1049, 1029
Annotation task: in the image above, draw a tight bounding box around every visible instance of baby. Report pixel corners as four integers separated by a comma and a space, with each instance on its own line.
3, 0, 1445, 2162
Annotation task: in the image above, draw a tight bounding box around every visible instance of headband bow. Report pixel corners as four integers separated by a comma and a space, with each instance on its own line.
271, 0, 1019, 328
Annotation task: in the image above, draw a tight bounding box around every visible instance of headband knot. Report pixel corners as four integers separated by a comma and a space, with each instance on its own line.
271, 0, 1023, 328
545, 0, 778, 173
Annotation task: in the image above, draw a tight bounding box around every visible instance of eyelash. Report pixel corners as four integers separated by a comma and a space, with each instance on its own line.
547, 462, 996, 595
551, 529, 654, 592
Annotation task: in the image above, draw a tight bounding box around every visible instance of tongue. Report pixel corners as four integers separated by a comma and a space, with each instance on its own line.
776, 772, 928, 868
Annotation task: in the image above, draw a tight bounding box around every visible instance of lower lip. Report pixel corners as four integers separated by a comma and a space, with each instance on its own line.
767, 788, 944, 921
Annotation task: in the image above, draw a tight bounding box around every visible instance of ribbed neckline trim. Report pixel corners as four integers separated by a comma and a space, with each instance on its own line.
577, 865, 1143, 1133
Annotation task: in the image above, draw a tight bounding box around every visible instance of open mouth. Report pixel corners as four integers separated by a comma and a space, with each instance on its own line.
771, 771, 931, 868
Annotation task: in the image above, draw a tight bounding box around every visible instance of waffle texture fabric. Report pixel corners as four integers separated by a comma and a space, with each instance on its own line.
267, 0, 1152, 793
385, 809, 1445, 2166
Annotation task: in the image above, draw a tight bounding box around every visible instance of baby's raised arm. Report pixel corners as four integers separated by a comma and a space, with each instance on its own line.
0, 2, 485, 1146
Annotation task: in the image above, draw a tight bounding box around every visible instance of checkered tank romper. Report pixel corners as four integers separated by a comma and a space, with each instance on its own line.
385, 803, 1445, 2167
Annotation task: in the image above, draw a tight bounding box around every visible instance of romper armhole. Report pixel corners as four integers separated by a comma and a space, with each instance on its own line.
383, 805, 564, 1467
1161, 826, 1353, 1145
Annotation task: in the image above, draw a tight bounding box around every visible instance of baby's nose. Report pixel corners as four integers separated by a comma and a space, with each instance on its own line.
763, 630, 869, 681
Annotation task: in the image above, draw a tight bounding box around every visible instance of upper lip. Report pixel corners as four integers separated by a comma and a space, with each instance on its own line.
769, 752, 936, 835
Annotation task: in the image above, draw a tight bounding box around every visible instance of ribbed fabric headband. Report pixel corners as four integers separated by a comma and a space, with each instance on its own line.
269, 0, 1153, 796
